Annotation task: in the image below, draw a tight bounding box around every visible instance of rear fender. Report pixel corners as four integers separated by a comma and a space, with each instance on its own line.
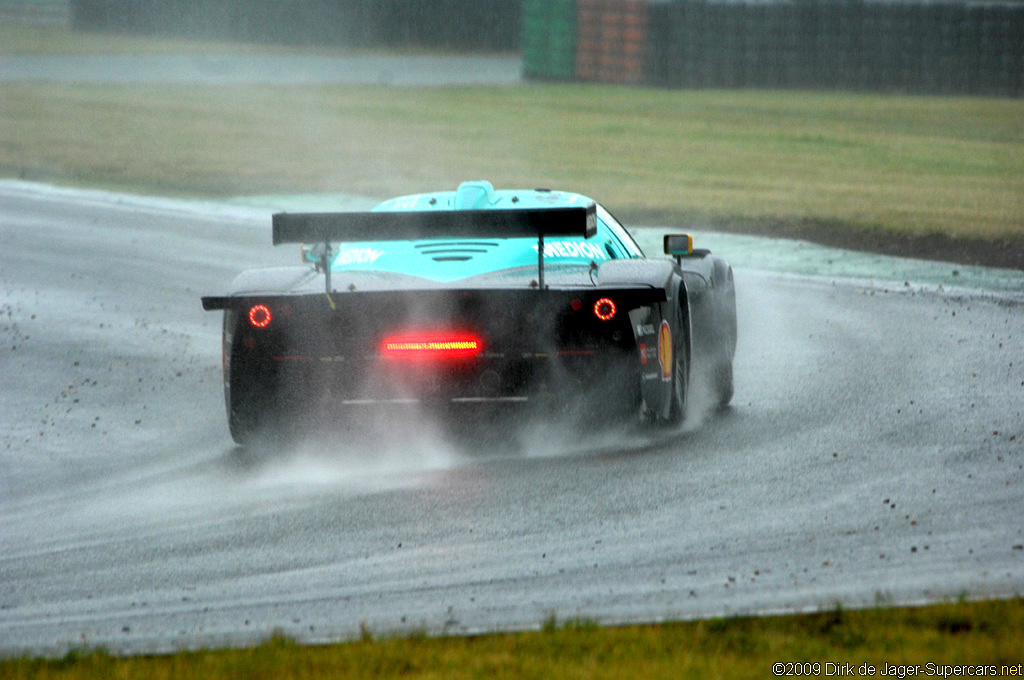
596, 258, 676, 290
599, 259, 682, 421
629, 303, 673, 420
682, 255, 734, 366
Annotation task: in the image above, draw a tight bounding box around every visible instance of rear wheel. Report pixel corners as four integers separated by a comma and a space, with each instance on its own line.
227, 352, 280, 446
225, 316, 290, 446
667, 333, 688, 425
715, 360, 734, 408
716, 277, 737, 408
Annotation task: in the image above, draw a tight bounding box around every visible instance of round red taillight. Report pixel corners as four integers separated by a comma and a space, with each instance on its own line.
249, 304, 272, 328
593, 297, 616, 321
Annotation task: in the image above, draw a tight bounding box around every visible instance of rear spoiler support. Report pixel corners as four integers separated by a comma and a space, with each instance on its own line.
306, 242, 334, 307
537, 231, 546, 291
272, 204, 597, 294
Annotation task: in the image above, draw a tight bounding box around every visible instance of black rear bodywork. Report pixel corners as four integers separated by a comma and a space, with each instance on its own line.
208, 285, 669, 442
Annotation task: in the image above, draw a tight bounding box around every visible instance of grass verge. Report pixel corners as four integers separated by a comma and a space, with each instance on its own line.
2, 82, 1022, 267
2, 599, 1023, 679
2, 22, 1023, 267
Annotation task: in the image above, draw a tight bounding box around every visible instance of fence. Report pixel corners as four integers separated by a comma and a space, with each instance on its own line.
522, 0, 577, 78
523, 0, 1024, 96
0, 0, 71, 26
575, 0, 649, 84
70, 0, 520, 51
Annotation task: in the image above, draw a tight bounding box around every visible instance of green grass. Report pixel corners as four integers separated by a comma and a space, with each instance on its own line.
3, 599, 1023, 679
2, 82, 1022, 243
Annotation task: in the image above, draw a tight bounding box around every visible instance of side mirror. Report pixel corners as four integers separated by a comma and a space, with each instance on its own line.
664, 233, 693, 257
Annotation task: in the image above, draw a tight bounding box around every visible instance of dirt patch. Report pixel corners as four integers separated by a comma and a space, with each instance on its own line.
625, 211, 1024, 271
755, 221, 1024, 271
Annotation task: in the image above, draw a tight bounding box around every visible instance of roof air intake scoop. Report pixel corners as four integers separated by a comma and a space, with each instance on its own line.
454, 180, 497, 210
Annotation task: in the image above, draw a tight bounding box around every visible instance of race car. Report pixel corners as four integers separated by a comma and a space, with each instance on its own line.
202, 181, 736, 445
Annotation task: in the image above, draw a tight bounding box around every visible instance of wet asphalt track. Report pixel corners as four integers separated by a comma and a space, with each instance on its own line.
1, 184, 1022, 656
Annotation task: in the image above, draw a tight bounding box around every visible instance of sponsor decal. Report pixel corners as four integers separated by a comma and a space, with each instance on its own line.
639, 343, 648, 364
391, 197, 420, 210
336, 247, 385, 265
636, 323, 656, 336
530, 240, 607, 260
658, 320, 672, 381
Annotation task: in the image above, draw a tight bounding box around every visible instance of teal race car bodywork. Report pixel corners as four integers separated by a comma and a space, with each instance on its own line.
202, 181, 736, 445
321, 185, 633, 283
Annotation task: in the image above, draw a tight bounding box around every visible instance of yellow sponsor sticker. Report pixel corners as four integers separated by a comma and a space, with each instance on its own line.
658, 320, 672, 381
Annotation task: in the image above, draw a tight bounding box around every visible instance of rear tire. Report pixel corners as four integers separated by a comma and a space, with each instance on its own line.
667, 334, 688, 425
714, 270, 737, 409
715, 360, 734, 408
227, 359, 278, 447
226, 328, 286, 447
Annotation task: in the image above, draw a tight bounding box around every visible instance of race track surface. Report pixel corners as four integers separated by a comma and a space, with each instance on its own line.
1, 184, 1021, 656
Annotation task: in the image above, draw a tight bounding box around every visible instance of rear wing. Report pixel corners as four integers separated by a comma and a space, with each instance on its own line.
271, 205, 596, 245
272, 204, 597, 293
